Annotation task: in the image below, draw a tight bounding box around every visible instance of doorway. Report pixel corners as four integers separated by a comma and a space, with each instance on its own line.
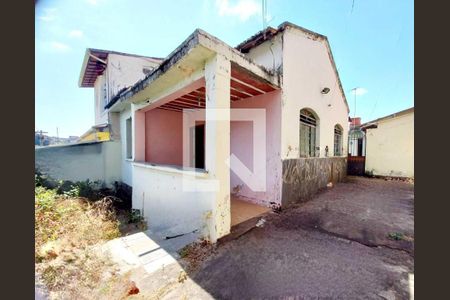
194, 124, 205, 169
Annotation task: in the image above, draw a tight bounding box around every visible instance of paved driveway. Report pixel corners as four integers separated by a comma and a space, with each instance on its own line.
130, 177, 414, 299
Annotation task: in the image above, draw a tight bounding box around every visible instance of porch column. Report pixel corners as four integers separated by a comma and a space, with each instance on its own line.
205, 54, 231, 242
132, 103, 145, 161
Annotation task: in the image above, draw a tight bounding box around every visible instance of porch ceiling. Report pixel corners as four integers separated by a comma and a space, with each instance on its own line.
157, 63, 278, 112
108, 29, 279, 113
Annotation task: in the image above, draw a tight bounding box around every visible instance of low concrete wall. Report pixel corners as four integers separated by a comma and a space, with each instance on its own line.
132, 162, 216, 239
281, 157, 347, 207
35, 141, 121, 186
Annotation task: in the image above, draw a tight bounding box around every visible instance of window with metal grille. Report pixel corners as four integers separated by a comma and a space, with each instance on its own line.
334, 125, 343, 156
102, 78, 108, 109
299, 109, 318, 157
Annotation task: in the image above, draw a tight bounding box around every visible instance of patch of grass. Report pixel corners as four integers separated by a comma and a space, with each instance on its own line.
35, 187, 121, 256
35, 184, 137, 299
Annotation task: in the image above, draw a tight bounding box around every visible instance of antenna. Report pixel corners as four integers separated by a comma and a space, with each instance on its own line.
261, 0, 268, 30
351, 87, 359, 120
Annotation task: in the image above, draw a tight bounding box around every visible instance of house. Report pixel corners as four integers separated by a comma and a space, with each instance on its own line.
78, 48, 164, 140
78, 124, 111, 142
77, 22, 350, 242
361, 107, 414, 178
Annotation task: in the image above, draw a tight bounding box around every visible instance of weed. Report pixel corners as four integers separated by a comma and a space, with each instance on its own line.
388, 232, 406, 241
35, 175, 146, 299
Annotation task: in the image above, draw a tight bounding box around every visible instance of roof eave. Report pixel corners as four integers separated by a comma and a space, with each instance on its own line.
78, 49, 91, 88
106, 29, 279, 110
235, 21, 350, 114
361, 107, 414, 127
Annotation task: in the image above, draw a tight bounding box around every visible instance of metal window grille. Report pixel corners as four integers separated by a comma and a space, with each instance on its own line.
300, 110, 318, 157
102, 81, 108, 107
348, 128, 365, 156
334, 126, 343, 156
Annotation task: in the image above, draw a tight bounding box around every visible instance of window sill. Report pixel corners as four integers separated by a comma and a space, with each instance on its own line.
132, 161, 208, 178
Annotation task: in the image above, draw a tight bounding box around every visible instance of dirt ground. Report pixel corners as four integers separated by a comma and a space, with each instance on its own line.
129, 176, 414, 299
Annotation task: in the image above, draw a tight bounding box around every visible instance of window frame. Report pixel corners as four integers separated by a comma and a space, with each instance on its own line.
299, 109, 318, 158
334, 125, 343, 156
125, 117, 132, 159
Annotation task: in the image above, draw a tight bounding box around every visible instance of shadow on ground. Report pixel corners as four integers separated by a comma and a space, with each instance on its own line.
118, 176, 415, 299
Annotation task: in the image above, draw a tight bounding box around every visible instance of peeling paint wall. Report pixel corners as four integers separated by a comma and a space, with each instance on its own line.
132, 164, 215, 238
365, 111, 414, 178
107, 54, 160, 100
94, 54, 161, 130
230, 90, 282, 207
281, 157, 347, 207
94, 75, 109, 125
245, 34, 283, 73
281, 27, 349, 159
35, 141, 121, 186
204, 54, 231, 242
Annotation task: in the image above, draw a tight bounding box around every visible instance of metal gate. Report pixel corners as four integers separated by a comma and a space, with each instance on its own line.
347, 155, 365, 175
347, 128, 366, 176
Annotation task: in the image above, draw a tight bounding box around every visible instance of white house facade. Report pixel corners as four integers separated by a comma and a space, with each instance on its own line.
78, 22, 350, 242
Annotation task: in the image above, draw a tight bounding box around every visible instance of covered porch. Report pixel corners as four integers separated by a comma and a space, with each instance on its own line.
109, 29, 280, 242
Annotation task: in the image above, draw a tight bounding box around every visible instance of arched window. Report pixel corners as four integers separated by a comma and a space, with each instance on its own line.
334, 124, 343, 156
300, 109, 318, 157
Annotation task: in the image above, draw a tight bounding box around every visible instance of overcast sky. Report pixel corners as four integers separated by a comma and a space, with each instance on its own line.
35, 0, 413, 137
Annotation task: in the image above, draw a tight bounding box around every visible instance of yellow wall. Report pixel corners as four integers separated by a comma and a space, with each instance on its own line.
365, 111, 414, 178
79, 131, 110, 142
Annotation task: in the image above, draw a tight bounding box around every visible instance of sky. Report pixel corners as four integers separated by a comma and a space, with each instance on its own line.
35, 0, 413, 138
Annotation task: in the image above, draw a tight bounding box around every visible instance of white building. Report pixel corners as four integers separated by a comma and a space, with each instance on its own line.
78, 22, 350, 242
362, 107, 414, 178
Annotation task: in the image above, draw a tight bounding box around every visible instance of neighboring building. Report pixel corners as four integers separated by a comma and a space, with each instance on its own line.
67, 136, 80, 144
78, 48, 164, 139
35, 131, 49, 146
361, 107, 414, 178
73, 21, 349, 242
78, 124, 111, 142
35, 132, 80, 147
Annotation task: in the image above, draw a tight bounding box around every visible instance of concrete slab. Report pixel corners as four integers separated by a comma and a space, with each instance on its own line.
103, 230, 199, 275
230, 197, 271, 226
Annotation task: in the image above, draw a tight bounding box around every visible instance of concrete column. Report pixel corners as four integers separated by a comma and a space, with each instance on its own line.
205, 54, 231, 242
132, 103, 146, 161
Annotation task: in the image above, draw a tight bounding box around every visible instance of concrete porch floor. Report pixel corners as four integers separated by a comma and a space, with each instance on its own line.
230, 197, 271, 227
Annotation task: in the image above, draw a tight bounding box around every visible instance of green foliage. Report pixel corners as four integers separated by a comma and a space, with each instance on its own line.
128, 209, 144, 224
35, 186, 58, 210
388, 232, 405, 241
34, 175, 138, 298
365, 169, 374, 177
56, 179, 103, 199
35, 171, 58, 189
